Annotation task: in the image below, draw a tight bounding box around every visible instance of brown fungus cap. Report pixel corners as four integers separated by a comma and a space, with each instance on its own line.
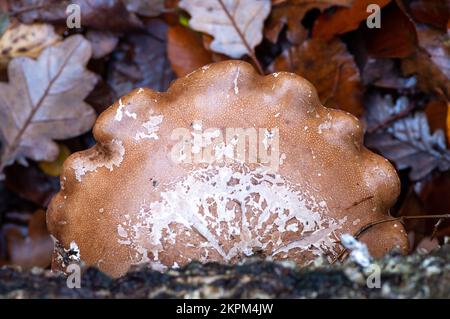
47, 60, 408, 278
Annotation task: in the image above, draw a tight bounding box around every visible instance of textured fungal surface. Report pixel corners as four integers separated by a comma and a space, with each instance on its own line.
47, 61, 408, 277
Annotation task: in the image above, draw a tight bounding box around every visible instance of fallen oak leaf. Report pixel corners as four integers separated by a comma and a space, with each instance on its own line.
265, 0, 353, 44
312, 0, 391, 40
269, 37, 363, 116
178, 0, 270, 73
167, 24, 213, 77
409, 0, 449, 31
366, 112, 450, 181
0, 23, 61, 67
0, 35, 98, 173
401, 24, 450, 99
363, 1, 417, 58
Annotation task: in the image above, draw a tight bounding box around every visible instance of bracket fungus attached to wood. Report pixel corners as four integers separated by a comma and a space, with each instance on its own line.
47, 61, 408, 277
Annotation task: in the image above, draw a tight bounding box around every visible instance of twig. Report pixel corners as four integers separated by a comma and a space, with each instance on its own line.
331, 213, 450, 264
431, 218, 444, 239
322, 64, 343, 106
217, 0, 264, 75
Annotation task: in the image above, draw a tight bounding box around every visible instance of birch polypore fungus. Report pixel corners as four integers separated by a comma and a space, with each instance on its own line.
47, 61, 408, 277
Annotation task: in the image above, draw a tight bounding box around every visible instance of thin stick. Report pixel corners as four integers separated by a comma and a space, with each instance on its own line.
331, 214, 450, 264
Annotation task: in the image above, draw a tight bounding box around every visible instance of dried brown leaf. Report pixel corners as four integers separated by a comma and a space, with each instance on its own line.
269, 38, 363, 116
0, 35, 98, 173
265, 0, 353, 44
167, 24, 213, 77
178, 0, 271, 58
363, 2, 417, 58
409, 0, 449, 31
401, 24, 450, 99
312, 0, 391, 40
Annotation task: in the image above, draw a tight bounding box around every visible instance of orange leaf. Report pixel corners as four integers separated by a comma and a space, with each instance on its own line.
167, 25, 213, 77
312, 0, 391, 40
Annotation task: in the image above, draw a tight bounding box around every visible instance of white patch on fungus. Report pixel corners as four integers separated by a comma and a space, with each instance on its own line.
125, 109, 137, 119
115, 99, 137, 121
117, 164, 346, 267
233, 68, 240, 95
71, 139, 125, 182
134, 115, 164, 141
115, 99, 125, 121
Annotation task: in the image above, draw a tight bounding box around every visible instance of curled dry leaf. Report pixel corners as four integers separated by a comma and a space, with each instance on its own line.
312, 0, 391, 40
167, 24, 213, 77
179, 0, 271, 58
265, 0, 353, 44
402, 25, 450, 99
0, 23, 61, 67
269, 38, 363, 116
409, 0, 449, 31
363, 2, 417, 58
0, 35, 98, 173
5, 209, 53, 268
